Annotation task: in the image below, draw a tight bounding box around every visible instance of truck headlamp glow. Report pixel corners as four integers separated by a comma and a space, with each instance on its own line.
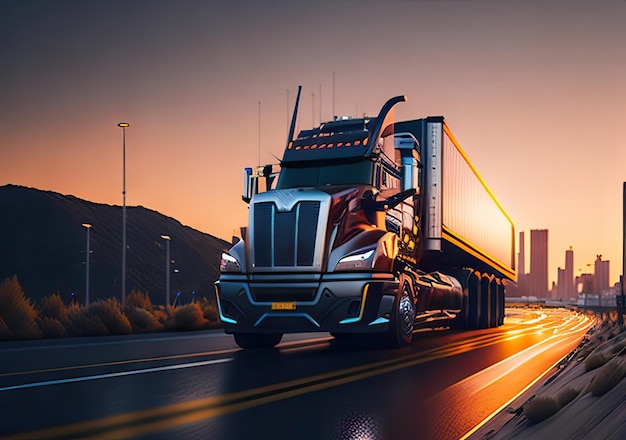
220, 252, 241, 272
335, 249, 375, 271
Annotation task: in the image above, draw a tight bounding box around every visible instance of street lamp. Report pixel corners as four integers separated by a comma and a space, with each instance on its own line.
118, 122, 129, 304
82, 223, 92, 306
161, 235, 171, 306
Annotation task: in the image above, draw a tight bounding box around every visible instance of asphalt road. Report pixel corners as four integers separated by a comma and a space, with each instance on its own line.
0, 308, 594, 440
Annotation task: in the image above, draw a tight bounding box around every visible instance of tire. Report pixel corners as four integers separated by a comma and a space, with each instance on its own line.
479, 276, 491, 329
467, 272, 481, 329
385, 280, 416, 347
233, 332, 283, 349
498, 282, 506, 326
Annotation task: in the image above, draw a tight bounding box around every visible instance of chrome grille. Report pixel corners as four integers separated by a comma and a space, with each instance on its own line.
250, 191, 329, 271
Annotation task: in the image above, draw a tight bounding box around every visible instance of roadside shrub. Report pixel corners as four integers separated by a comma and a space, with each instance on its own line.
200, 297, 219, 323
523, 395, 560, 424
124, 290, 153, 311
124, 306, 163, 333
168, 303, 209, 331
39, 294, 68, 325
556, 387, 579, 407
65, 299, 131, 336
66, 303, 108, 336
38, 317, 67, 338
590, 360, 626, 396
87, 298, 132, 335
584, 352, 607, 372
0, 276, 41, 340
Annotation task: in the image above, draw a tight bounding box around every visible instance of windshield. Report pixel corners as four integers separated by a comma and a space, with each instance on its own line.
276, 160, 373, 189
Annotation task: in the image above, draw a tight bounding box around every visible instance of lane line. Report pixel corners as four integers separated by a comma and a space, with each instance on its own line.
0, 330, 228, 353
0, 348, 239, 378
0, 336, 333, 378
0, 358, 233, 392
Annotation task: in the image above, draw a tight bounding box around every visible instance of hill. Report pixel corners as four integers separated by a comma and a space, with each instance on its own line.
0, 184, 231, 305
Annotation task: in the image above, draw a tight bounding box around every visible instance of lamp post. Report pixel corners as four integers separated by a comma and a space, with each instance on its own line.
118, 122, 129, 304
82, 223, 92, 306
161, 235, 171, 306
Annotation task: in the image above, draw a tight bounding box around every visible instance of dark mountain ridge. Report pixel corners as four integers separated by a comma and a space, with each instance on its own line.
0, 184, 231, 305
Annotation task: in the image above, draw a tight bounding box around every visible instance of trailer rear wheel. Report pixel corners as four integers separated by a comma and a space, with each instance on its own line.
467, 272, 481, 329
497, 282, 506, 326
385, 280, 416, 347
233, 333, 283, 349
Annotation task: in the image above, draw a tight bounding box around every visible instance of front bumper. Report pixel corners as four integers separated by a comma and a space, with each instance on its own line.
215, 272, 398, 334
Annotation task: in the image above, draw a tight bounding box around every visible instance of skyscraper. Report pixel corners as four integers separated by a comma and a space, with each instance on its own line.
530, 229, 549, 298
594, 255, 610, 295
565, 247, 574, 300
518, 231, 526, 295
557, 267, 567, 300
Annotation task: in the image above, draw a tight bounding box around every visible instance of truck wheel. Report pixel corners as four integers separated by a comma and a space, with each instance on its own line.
498, 282, 506, 326
479, 276, 492, 329
386, 281, 416, 347
467, 272, 481, 329
233, 333, 283, 349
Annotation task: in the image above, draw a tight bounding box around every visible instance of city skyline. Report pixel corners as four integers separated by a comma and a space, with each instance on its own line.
517, 230, 616, 299
2, 1, 625, 285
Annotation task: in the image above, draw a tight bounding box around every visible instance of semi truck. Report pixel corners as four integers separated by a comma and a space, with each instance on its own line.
215, 88, 516, 349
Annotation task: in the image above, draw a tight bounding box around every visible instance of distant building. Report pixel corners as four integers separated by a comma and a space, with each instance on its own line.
576, 272, 594, 296
594, 255, 610, 295
565, 247, 574, 299
529, 229, 549, 298
516, 231, 527, 295
557, 267, 567, 300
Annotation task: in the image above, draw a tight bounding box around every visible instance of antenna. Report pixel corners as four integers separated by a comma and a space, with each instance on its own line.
286, 89, 290, 138
286, 85, 302, 148
258, 101, 261, 166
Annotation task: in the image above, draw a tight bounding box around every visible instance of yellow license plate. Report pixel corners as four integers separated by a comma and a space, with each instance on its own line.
271, 302, 296, 310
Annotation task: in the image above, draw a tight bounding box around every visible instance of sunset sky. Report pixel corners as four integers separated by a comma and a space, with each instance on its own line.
2, 0, 625, 287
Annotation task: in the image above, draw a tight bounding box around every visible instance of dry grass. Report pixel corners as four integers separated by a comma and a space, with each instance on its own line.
556, 387, 579, 407
66, 302, 108, 336
39, 294, 69, 324
0, 276, 221, 339
66, 299, 132, 336
199, 297, 219, 324
124, 290, 153, 311
589, 359, 626, 397
38, 316, 67, 338
168, 303, 209, 331
124, 306, 164, 333
0, 276, 41, 340
523, 395, 561, 424
584, 352, 607, 372
87, 298, 132, 335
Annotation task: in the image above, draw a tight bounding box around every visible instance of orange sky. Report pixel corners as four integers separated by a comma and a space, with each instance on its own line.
2, 0, 625, 287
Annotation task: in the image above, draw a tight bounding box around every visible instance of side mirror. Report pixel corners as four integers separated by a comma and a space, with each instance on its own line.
363, 188, 416, 212
242, 167, 255, 203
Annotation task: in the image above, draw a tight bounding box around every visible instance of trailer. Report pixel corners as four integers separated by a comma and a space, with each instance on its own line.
216, 89, 515, 348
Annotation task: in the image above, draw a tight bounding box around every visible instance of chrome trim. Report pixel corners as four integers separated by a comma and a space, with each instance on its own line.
254, 313, 321, 328
214, 285, 238, 325
425, 121, 442, 250
368, 317, 390, 326
249, 190, 331, 272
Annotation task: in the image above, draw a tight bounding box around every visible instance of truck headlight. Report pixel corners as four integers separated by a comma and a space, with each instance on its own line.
335, 249, 375, 271
220, 252, 242, 272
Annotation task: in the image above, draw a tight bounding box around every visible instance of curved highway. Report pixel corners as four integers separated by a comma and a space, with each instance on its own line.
0, 307, 594, 440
